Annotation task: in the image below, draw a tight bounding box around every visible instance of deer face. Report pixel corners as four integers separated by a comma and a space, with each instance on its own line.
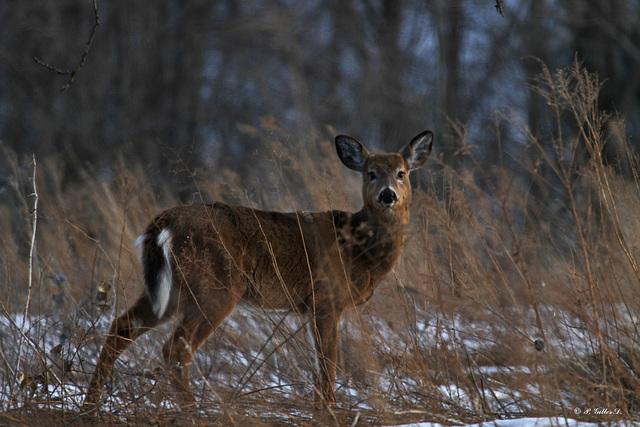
363, 153, 410, 215
335, 131, 434, 220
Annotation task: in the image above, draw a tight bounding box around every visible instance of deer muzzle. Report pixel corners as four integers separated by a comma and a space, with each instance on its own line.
377, 187, 398, 207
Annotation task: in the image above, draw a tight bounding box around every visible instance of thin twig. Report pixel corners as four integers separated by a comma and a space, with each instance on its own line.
12, 155, 38, 406
33, 0, 100, 92
26, 154, 38, 320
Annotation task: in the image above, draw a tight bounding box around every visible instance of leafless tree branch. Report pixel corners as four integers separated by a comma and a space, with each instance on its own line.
33, 0, 100, 92
495, 0, 504, 17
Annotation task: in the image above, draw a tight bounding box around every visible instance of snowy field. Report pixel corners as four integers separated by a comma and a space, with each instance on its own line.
1, 297, 637, 425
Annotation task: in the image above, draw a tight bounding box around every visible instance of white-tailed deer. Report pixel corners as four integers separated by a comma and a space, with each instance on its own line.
84, 130, 433, 407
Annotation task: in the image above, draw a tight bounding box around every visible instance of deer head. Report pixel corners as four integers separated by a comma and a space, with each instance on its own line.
335, 130, 433, 221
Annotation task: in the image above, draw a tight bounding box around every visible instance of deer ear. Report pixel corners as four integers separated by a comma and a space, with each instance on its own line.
400, 130, 433, 171
335, 135, 370, 172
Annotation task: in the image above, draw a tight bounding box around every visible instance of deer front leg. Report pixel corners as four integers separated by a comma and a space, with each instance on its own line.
308, 309, 340, 405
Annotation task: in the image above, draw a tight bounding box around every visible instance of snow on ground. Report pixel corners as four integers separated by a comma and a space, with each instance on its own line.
394, 418, 630, 427
1, 305, 637, 425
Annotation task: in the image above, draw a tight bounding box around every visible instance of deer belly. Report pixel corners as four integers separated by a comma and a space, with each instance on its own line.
240, 254, 311, 311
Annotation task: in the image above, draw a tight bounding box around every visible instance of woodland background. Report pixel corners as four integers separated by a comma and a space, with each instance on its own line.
1, 0, 639, 185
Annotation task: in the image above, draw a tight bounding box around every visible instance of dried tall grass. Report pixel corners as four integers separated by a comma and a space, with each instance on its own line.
0, 61, 638, 425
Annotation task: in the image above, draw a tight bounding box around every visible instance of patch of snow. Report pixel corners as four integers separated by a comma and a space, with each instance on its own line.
394, 417, 629, 427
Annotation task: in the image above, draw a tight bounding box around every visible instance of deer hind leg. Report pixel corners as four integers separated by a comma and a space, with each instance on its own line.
162, 288, 241, 407
308, 309, 341, 405
84, 294, 168, 408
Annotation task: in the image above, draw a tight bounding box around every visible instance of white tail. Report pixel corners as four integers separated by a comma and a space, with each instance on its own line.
85, 130, 434, 407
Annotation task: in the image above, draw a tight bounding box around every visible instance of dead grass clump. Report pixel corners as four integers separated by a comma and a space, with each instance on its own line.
0, 61, 639, 424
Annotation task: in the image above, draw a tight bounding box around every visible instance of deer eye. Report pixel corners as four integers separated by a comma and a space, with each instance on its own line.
368, 171, 377, 181
397, 170, 406, 180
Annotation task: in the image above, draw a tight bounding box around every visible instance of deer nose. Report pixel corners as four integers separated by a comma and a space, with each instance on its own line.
378, 188, 398, 207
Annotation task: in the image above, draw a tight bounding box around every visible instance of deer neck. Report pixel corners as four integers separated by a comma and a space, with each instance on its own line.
359, 207, 409, 251
334, 207, 409, 270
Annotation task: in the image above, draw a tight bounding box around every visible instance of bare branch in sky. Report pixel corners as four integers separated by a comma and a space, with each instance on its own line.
33, 0, 100, 92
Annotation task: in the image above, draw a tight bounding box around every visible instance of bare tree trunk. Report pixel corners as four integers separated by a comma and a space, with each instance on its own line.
562, 0, 640, 177
435, 0, 464, 167
378, 0, 405, 149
